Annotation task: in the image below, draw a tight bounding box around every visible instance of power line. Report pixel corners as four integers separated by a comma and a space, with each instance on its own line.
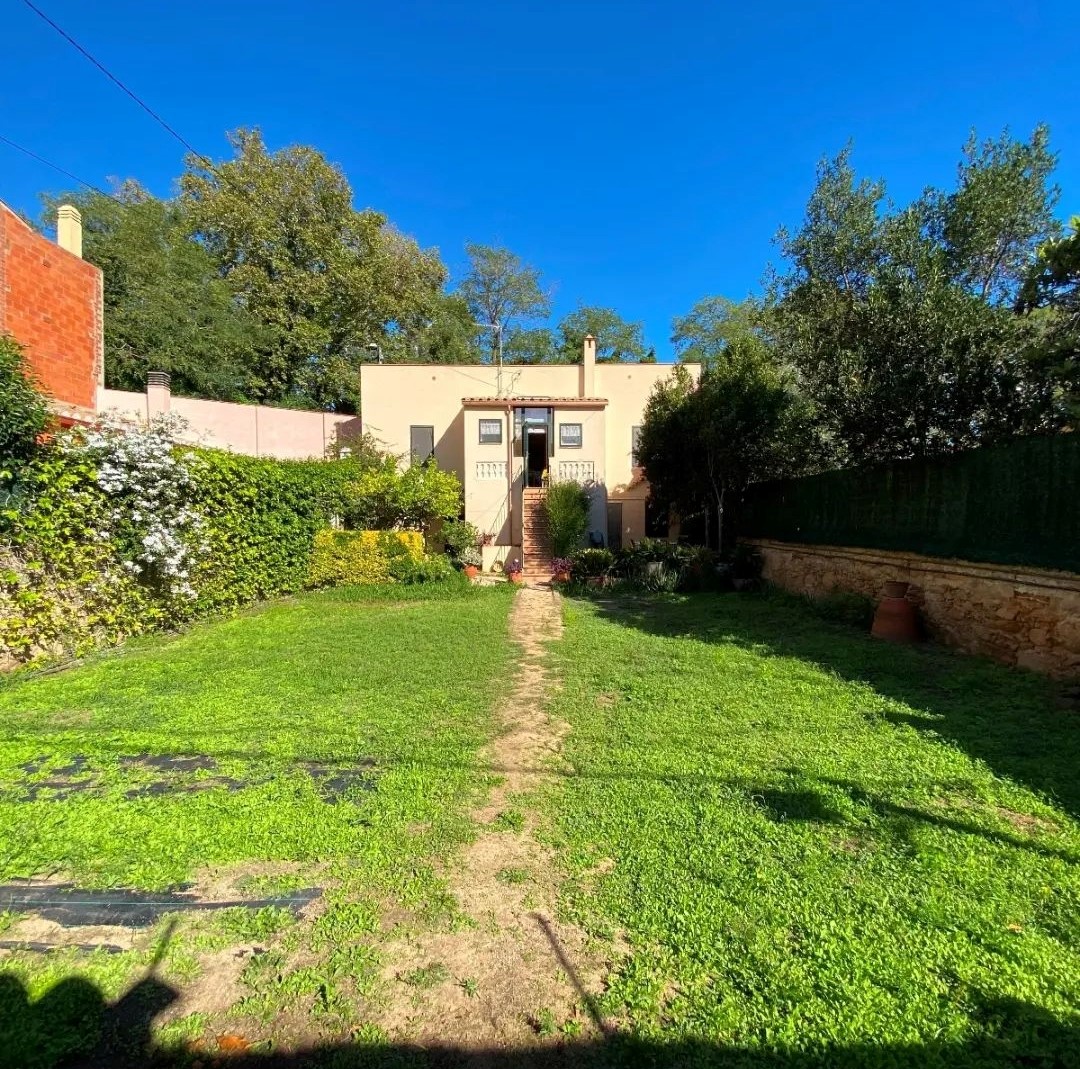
0, 133, 122, 202
19, 0, 212, 169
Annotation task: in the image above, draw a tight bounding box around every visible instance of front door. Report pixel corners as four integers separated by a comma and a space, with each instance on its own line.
526, 428, 548, 487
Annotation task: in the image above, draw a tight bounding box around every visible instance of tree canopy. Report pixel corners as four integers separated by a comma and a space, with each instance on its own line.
38, 136, 657, 408
764, 127, 1066, 465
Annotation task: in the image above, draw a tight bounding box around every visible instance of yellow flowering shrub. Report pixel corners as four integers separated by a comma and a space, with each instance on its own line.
306, 529, 424, 587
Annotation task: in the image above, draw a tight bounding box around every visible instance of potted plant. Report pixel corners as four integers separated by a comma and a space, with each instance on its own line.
505, 557, 524, 584
550, 557, 573, 583
460, 547, 482, 579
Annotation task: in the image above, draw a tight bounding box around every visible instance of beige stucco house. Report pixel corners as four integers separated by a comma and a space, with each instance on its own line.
359, 336, 701, 573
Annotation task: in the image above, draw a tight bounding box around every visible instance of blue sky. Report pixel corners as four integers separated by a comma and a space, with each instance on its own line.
3, 0, 1078, 358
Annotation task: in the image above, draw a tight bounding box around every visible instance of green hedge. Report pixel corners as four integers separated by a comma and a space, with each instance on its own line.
1, 432, 462, 666
740, 434, 1080, 573
190, 450, 346, 613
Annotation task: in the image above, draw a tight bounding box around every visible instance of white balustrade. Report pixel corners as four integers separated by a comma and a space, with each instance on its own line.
475, 461, 508, 481
557, 460, 596, 482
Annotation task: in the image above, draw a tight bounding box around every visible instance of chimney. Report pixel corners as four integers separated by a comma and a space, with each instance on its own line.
147, 370, 172, 417
56, 204, 83, 258
580, 333, 597, 399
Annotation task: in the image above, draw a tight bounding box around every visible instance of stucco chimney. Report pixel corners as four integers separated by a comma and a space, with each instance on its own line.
581, 333, 597, 398
147, 370, 172, 417
56, 204, 83, 258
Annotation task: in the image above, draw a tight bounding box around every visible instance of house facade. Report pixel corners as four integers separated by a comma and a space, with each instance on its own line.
359, 336, 701, 572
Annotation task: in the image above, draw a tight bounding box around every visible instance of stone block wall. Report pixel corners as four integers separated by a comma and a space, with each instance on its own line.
746, 538, 1080, 678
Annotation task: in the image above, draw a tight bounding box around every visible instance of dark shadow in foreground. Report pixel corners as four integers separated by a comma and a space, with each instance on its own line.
1, 969, 1077, 1069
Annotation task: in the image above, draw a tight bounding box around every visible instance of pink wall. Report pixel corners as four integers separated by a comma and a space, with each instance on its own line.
98, 387, 360, 460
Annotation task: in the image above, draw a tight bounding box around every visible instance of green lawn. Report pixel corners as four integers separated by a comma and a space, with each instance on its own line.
541, 591, 1080, 1066
0, 581, 515, 1065
1, 582, 1078, 1068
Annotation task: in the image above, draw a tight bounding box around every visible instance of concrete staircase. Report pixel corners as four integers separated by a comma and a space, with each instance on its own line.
522, 488, 553, 579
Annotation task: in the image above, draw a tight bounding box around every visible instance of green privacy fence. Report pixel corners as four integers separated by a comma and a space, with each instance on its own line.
739, 434, 1080, 574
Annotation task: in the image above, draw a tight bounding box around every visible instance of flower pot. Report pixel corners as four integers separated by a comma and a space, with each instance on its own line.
508, 571, 524, 584
464, 564, 479, 579
871, 581, 920, 643
553, 570, 571, 583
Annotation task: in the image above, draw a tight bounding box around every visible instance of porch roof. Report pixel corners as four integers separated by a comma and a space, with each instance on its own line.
461, 396, 608, 409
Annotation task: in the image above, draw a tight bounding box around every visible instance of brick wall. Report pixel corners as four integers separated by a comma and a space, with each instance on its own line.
746, 538, 1080, 679
0, 201, 101, 414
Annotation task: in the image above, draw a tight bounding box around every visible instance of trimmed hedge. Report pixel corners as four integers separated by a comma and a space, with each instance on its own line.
740, 433, 1080, 573
307, 530, 425, 587
1, 426, 463, 666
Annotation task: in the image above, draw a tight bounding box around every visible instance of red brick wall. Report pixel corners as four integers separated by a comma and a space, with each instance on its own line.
0, 202, 102, 412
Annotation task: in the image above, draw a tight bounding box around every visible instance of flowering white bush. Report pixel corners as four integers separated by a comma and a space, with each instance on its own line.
69, 413, 205, 599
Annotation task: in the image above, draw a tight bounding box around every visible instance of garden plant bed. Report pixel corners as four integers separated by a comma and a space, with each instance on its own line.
0, 583, 1076, 1067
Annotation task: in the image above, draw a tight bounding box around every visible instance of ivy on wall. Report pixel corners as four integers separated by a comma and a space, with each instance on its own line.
0, 415, 463, 668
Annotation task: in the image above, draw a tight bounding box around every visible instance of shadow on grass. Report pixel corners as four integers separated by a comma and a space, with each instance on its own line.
0, 967, 1077, 1068
584, 591, 1080, 821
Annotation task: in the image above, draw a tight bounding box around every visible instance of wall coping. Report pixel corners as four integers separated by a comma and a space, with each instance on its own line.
742, 538, 1080, 596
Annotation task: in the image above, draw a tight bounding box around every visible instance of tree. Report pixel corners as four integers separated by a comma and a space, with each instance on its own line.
938, 125, 1060, 303
181, 128, 446, 411
766, 129, 1064, 466
637, 345, 807, 552
1017, 216, 1080, 419
44, 185, 264, 400
379, 293, 482, 364
671, 297, 763, 366
503, 327, 558, 365
457, 244, 550, 361
556, 305, 647, 363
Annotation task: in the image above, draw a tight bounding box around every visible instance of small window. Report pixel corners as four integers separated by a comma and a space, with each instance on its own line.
478, 418, 502, 444
410, 425, 434, 467
631, 425, 643, 466
559, 422, 583, 449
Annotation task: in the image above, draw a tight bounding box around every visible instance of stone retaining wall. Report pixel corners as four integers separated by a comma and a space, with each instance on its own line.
745, 538, 1080, 678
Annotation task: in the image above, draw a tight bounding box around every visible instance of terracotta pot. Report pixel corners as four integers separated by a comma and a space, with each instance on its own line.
508, 571, 524, 584
553, 570, 571, 583
872, 582, 920, 643
464, 564, 479, 579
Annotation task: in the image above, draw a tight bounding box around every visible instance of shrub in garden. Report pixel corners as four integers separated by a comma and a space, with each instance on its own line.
0, 336, 50, 480
344, 459, 462, 531
543, 480, 591, 557
569, 548, 614, 582
389, 551, 459, 585
306, 530, 424, 587
441, 518, 481, 561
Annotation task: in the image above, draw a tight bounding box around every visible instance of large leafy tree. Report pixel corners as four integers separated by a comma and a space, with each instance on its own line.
766, 129, 1063, 465
44, 185, 263, 400
181, 128, 446, 411
457, 244, 550, 361
671, 297, 764, 366
556, 305, 650, 363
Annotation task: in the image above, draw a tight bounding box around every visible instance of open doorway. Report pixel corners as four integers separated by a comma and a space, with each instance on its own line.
525, 428, 548, 487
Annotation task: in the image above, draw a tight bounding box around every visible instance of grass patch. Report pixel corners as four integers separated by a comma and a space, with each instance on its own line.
542, 590, 1080, 1063
401, 962, 450, 989
0, 582, 515, 1065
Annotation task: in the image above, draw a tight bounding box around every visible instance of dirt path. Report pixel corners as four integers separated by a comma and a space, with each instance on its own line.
373, 584, 614, 1052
